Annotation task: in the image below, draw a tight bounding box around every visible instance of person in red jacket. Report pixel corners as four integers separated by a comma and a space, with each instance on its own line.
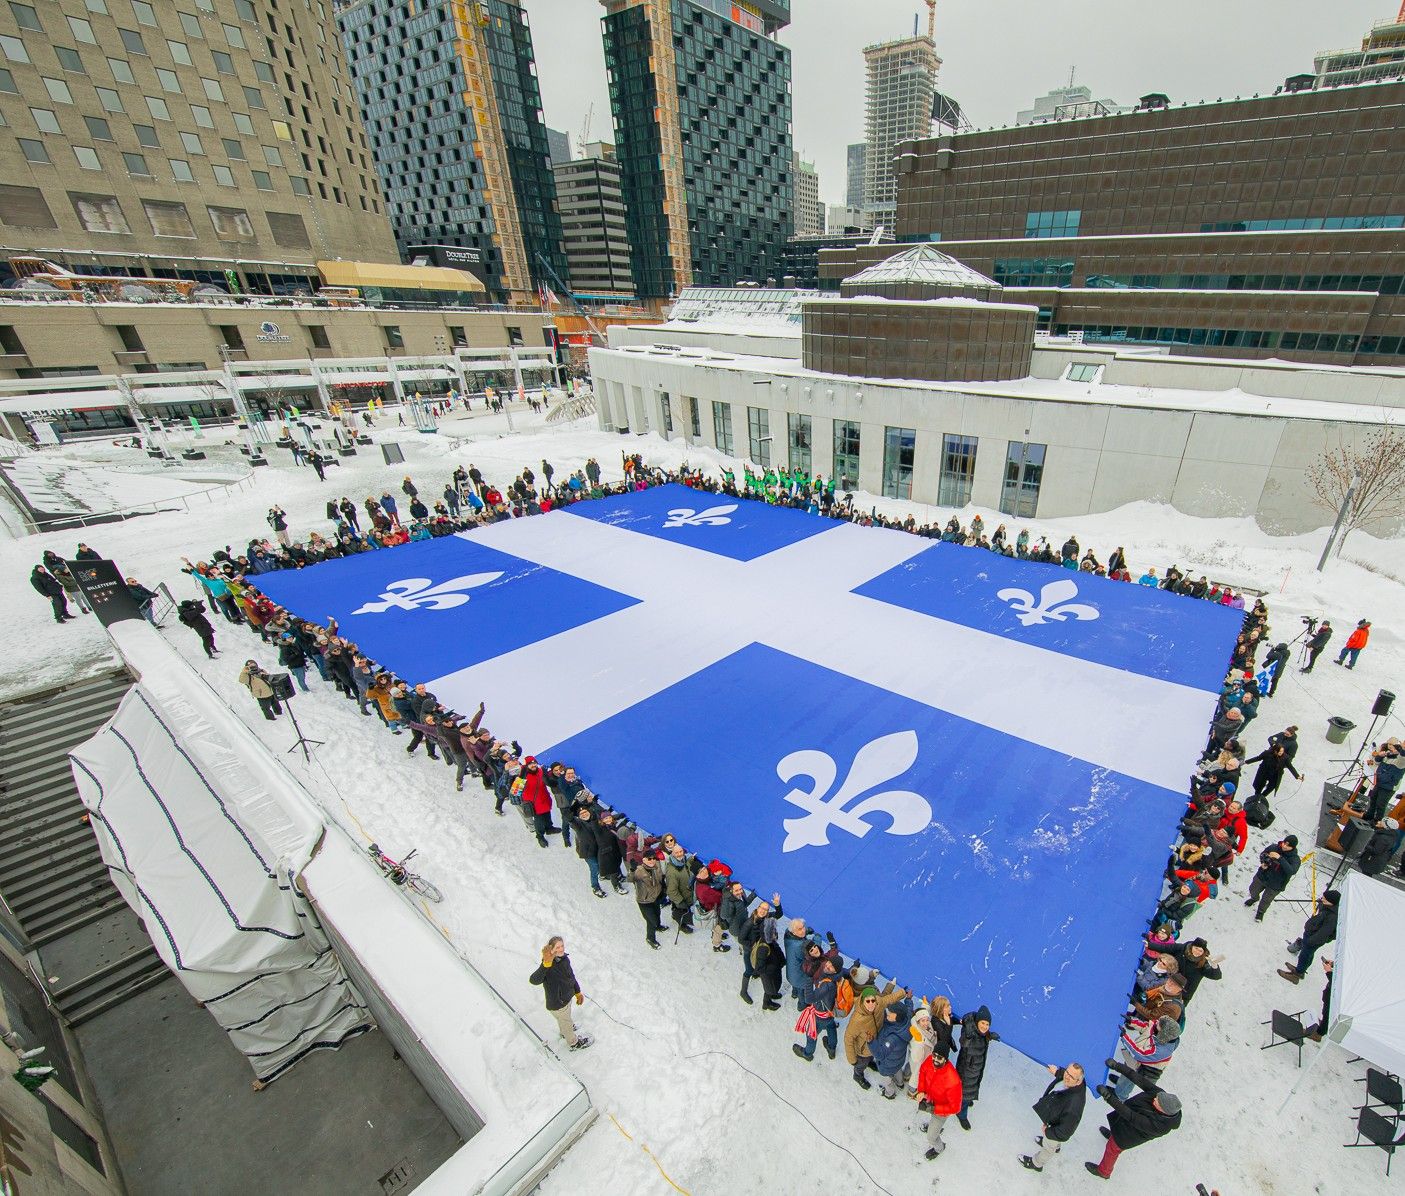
520, 757, 558, 848
694, 864, 730, 952
1335, 620, 1371, 669
915, 1052, 963, 1160
1219, 799, 1248, 855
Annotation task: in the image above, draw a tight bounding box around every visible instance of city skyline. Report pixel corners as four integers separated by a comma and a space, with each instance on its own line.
531, 0, 1391, 207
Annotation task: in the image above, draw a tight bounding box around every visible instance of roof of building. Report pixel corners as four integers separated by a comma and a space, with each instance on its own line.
316, 260, 485, 294
842, 245, 999, 291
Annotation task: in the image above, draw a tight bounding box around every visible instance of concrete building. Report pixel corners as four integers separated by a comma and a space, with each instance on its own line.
845, 142, 867, 210
862, 29, 940, 231
552, 142, 635, 299
1016, 82, 1127, 124
337, 0, 567, 305
1315, 5, 1405, 87
0, 0, 397, 284
600, 0, 793, 299
587, 248, 1404, 534
821, 81, 1405, 369
793, 153, 823, 237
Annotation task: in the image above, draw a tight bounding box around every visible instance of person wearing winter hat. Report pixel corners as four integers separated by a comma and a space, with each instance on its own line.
1357, 819, 1403, 879
1112, 1016, 1180, 1099
843, 979, 909, 1089
1020, 1062, 1086, 1173
1244, 834, 1300, 920
954, 1006, 999, 1129
1278, 889, 1340, 983
1086, 1061, 1182, 1179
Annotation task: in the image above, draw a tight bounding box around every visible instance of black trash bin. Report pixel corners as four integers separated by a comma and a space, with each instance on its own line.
1326, 716, 1356, 745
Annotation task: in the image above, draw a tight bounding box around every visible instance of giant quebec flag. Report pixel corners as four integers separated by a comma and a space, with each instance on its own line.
258, 485, 1241, 1068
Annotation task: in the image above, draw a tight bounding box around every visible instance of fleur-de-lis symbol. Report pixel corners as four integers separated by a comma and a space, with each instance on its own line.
351, 573, 502, 615
997, 578, 1100, 627
779, 730, 932, 852
662, 503, 737, 529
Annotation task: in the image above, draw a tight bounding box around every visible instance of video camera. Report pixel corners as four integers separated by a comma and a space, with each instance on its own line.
1301, 615, 1318, 630
177, 598, 206, 616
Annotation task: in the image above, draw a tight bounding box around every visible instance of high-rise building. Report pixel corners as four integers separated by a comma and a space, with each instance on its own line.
552, 142, 635, 299
1016, 82, 1127, 125
337, 0, 567, 305
1315, 5, 1405, 87
793, 154, 823, 236
0, 0, 397, 280
862, 27, 940, 231
845, 142, 866, 210
601, 0, 793, 299
546, 127, 573, 167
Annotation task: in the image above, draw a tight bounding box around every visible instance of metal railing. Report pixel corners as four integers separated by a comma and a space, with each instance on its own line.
0, 285, 540, 317
8, 463, 256, 535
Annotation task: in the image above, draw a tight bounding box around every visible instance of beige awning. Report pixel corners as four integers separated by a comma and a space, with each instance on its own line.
316, 260, 486, 294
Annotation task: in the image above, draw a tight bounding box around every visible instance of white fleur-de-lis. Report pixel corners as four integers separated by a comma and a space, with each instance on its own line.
662, 503, 737, 529
996, 578, 1100, 627
351, 572, 503, 615
779, 730, 932, 852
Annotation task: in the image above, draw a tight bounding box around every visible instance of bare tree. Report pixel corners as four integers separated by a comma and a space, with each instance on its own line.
1308, 426, 1405, 550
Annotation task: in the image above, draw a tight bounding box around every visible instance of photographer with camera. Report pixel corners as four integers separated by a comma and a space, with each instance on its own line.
1298, 619, 1332, 673
1364, 739, 1405, 825
237, 660, 283, 721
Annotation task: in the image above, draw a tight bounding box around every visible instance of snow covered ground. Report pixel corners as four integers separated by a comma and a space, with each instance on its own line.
3, 409, 1402, 1194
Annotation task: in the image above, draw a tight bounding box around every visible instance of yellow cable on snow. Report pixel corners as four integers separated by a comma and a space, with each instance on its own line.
607, 1112, 691, 1195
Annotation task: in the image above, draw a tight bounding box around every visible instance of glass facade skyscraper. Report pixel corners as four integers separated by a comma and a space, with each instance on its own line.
601, 0, 793, 300
337, 0, 566, 305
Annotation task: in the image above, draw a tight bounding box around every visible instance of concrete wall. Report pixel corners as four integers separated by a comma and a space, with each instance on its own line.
588, 345, 1401, 536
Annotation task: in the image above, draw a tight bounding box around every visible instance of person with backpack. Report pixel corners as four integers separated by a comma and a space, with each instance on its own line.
1244, 835, 1300, 920
528, 935, 591, 1051
693, 863, 730, 952
736, 893, 784, 1007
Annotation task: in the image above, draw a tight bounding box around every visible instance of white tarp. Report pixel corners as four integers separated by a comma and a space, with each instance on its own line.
69, 685, 373, 1083
1329, 872, 1405, 1077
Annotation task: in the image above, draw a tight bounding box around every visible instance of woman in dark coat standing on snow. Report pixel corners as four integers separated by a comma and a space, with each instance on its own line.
954, 1005, 999, 1130
1244, 743, 1301, 799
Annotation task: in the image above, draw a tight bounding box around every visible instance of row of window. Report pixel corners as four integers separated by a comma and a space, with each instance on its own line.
1082, 271, 1405, 295
1201, 216, 1405, 233
1024, 209, 1081, 239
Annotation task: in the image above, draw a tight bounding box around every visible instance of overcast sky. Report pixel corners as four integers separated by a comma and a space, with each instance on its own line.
527, 0, 1391, 206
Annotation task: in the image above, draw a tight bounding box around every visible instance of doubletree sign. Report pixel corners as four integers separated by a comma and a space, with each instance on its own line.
256, 321, 292, 343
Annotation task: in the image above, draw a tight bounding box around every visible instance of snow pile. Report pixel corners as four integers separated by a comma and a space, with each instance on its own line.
1, 414, 1402, 1193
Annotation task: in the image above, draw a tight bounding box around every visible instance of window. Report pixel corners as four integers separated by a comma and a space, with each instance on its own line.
271, 119, 291, 140
168, 157, 192, 180
217, 323, 244, 350
167, 39, 191, 65
133, 122, 159, 146
0, 183, 56, 227
179, 11, 202, 36
1001, 441, 1046, 519
68, 14, 98, 42
833, 419, 860, 490
252, 59, 273, 83
17, 137, 49, 163
289, 176, 309, 196
0, 67, 15, 92
787, 412, 811, 474
83, 116, 115, 142
251, 169, 272, 189
207, 204, 252, 239
212, 50, 234, 74
882, 426, 916, 499
747, 405, 771, 467
234, 0, 254, 19
190, 104, 213, 128
383, 325, 403, 350
993, 257, 1076, 288
308, 324, 329, 349
130, 0, 156, 24
938, 433, 978, 507
688, 396, 701, 439
0, 35, 30, 63
85, 0, 107, 11
118, 27, 146, 54
114, 324, 145, 352
145, 95, 170, 120
1024, 209, 1081, 239
70, 192, 130, 233
107, 56, 135, 83
659, 392, 673, 435
712, 401, 734, 454
261, 144, 282, 166
242, 85, 264, 109
8, 3, 40, 31
96, 86, 123, 112
42, 77, 73, 104
211, 162, 233, 186
221, 137, 244, 158
448, 325, 466, 348
121, 151, 149, 175
1064, 362, 1102, 383
179, 131, 203, 154
156, 67, 179, 91
55, 46, 86, 72
222, 22, 244, 48
232, 111, 253, 134
142, 198, 194, 237
29, 106, 60, 132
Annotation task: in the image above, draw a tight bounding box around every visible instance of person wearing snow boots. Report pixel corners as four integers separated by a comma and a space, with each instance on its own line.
844, 979, 908, 1089
954, 1006, 999, 1129
1278, 889, 1340, 983
1020, 1063, 1086, 1173
872, 996, 916, 1099
914, 1051, 963, 1160
528, 936, 591, 1051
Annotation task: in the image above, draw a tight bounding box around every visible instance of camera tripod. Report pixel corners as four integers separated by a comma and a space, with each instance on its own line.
284, 696, 324, 763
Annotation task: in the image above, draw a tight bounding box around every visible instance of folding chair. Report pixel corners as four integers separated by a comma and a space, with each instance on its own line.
1346, 1105, 1405, 1176
1356, 1069, 1405, 1122
1261, 1009, 1309, 1067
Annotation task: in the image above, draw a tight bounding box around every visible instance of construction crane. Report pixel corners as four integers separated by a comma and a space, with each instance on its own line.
578, 103, 594, 156
925, 0, 936, 41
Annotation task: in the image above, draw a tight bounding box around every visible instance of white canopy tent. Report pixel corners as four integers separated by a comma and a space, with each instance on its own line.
1329, 871, 1405, 1076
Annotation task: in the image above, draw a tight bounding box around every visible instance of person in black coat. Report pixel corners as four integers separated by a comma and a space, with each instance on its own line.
30, 565, 72, 622
528, 936, 590, 1050
1244, 743, 1301, 799
1300, 621, 1332, 672
176, 598, 217, 657
955, 1006, 1000, 1129
1087, 1061, 1181, 1178
1261, 641, 1290, 696
1245, 835, 1300, 920
1021, 1063, 1086, 1173
1279, 888, 1340, 983
1159, 937, 1223, 1004
591, 811, 627, 894
570, 806, 607, 898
